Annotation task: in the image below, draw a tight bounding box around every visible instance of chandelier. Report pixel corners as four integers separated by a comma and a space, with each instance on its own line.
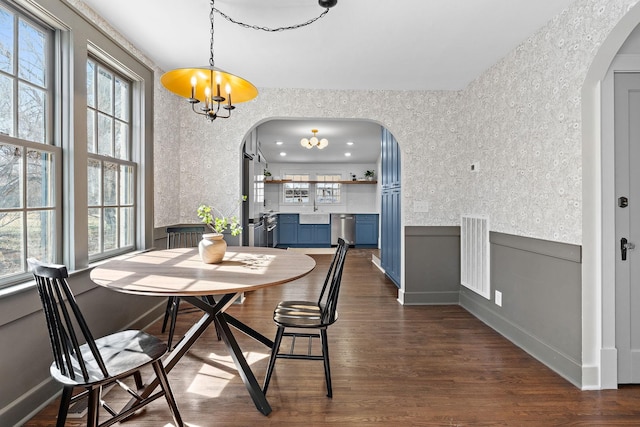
301, 129, 329, 149
160, 0, 257, 121
160, 0, 338, 122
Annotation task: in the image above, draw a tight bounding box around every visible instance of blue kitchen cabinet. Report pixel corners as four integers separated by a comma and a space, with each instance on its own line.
355, 214, 378, 247
277, 214, 330, 247
278, 214, 298, 245
298, 224, 330, 247
315, 225, 331, 245
381, 128, 401, 287
381, 189, 401, 286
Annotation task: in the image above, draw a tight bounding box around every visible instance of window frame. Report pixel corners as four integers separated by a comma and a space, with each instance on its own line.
282, 173, 310, 205
0, 2, 60, 288
86, 56, 137, 262
315, 174, 342, 205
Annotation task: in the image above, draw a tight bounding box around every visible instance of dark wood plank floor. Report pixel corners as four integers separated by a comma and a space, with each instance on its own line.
24, 249, 640, 426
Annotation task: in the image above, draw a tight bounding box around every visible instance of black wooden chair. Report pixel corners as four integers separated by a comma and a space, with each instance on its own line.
161, 226, 206, 349
28, 258, 183, 427
262, 238, 349, 398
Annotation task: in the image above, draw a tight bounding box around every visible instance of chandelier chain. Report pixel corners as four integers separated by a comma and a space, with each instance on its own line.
209, 0, 216, 67
212, 6, 331, 33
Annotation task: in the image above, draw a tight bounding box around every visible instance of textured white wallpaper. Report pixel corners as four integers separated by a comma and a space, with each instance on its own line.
74, 0, 640, 245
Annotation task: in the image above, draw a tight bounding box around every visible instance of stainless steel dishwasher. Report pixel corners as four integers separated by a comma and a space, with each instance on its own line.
330, 214, 355, 245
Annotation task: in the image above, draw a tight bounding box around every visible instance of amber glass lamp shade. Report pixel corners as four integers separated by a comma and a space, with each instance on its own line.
161, 66, 258, 104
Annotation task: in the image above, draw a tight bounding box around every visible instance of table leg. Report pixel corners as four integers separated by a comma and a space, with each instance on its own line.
224, 313, 274, 348
215, 311, 272, 415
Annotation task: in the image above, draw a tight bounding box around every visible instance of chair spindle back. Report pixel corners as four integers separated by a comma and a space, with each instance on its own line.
166, 226, 205, 249
28, 258, 109, 383
318, 238, 349, 325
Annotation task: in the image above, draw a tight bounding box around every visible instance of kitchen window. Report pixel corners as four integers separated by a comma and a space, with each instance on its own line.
87, 58, 136, 259
315, 174, 341, 204
0, 3, 58, 286
283, 173, 309, 204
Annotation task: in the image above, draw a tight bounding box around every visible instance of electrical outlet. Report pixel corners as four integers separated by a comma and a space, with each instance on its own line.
495, 290, 502, 307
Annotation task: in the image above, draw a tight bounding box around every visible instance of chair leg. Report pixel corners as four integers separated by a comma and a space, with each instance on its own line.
320, 328, 332, 398
161, 297, 174, 333
152, 360, 184, 427
56, 386, 73, 427
86, 387, 101, 427
263, 326, 285, 394
167, 297, 180, 350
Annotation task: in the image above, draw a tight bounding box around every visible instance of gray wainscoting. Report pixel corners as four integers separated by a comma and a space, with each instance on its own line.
402, 226, 461, 304
461, 232, 582, 387
403, 226, 583, 387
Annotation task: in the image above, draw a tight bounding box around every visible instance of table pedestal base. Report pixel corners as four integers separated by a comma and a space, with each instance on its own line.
123, 293, 273, 416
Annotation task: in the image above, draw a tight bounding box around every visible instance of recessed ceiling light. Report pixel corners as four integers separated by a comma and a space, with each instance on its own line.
280, 152, 287, 156
276, 141, 283, 145
345, 152, 351, 157
347, 141, 354, 146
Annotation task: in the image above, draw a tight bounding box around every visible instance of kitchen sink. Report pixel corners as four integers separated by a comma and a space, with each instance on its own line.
298, 213, 331, 224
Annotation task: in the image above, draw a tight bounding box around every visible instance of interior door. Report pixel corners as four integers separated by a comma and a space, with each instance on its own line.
615, 72, 640, 383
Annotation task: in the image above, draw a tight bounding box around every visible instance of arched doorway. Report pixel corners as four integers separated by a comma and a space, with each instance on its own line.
238, 117, 402, 288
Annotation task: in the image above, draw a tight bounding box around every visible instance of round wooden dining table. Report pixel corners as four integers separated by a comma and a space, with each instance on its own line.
90, 246, 316, 416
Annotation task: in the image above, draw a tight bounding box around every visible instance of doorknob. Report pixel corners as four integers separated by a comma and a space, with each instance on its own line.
621, 238, 636, 261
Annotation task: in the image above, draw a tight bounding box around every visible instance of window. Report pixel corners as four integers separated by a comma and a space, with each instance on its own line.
254, 169, 264, 210
86, 59, 135, 259
0, 3, 57, 284
315, 174, 342, 204
0, 1, 152, 290
283, 174, 309, 204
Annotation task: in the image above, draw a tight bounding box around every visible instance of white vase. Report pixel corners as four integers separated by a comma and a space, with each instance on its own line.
198, 233, 227, 264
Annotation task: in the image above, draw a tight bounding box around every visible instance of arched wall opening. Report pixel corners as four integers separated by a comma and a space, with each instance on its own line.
237, 116, 403, 289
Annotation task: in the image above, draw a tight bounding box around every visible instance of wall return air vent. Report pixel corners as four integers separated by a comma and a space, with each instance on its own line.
460, 215, 490, 299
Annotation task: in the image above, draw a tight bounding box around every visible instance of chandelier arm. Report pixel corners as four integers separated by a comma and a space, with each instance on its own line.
212, 6, 332, 33
191, 103, 209, 117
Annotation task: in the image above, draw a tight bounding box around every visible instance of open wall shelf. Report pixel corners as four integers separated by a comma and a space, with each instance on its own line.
265, 180, 377, 184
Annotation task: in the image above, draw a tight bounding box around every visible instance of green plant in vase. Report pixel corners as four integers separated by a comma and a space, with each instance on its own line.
197, 195, 247, 236
196, 196, 247, 263
365, 170, 375, 180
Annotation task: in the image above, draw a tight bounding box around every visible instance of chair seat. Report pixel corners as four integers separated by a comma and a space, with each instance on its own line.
274, 300, 338, 328
50, 330, 167, 387
275, 300, 322, 313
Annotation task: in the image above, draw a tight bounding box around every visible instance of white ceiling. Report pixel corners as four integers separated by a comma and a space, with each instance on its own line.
80, 0, 576, 163
256, 118, 382, 164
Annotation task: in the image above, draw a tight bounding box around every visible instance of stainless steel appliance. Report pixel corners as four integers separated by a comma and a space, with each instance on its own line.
263, 212, 278, 247
247, 221, 264, 247
330, 214, 355, 245
241, 152, 267, 246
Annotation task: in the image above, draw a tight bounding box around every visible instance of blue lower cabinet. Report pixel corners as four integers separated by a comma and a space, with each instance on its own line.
381, 190, 401, 287
316, 225, 331, 245
355, 214, 378, 247
277, 214, 330, 247
297, 224, 314, 243
278, 214, 298, 246
297, 224, 330, 247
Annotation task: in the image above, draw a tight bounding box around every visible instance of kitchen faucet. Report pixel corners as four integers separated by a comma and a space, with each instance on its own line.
313, 197, 318, 212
